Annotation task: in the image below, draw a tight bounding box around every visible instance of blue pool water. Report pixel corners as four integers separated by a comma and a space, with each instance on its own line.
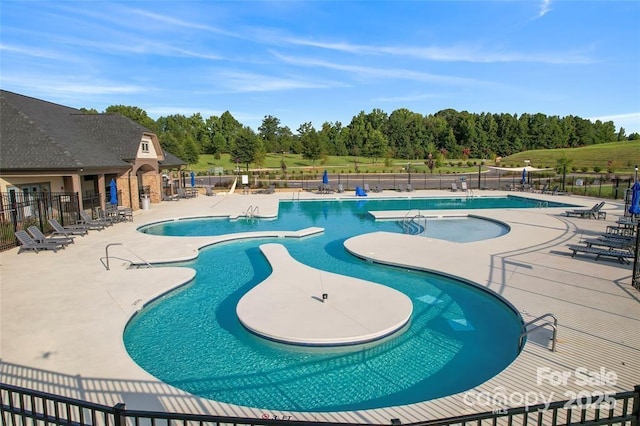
139, 197, 530, 239
125, 198, 524, 412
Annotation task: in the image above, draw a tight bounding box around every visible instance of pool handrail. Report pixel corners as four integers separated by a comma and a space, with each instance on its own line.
519, 312, 557, 352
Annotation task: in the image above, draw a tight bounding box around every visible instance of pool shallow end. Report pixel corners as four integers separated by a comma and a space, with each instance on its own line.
236, 243, 413, 346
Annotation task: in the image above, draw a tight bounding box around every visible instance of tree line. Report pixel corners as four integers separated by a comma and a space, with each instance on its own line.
84, 105, 639, 167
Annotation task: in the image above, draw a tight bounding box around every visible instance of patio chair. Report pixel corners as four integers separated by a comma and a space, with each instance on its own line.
397, 183, 407, 192
205, 186, 215, 196
373, 185, 383, 193
565, 202, 605, 219
78, 210, 108, 229
363, 183, 371, 193
582, 237, 634, 251
95, 207, 120, 224
451, 182, 458, 192
460, 181, 468, 192
27, 226, 74, 246
48, 218, 89, 236
15, 230, 64, 253
567, 244, 633, 264
406, 183, 414, 192
336, 184, 345, 193
177, 188, 188, 199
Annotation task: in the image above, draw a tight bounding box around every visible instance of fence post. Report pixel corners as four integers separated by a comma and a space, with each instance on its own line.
113, 403, 126, 426
633, 385, 640, 425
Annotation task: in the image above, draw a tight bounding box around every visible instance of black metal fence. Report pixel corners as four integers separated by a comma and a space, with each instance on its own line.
228, 171, 634, 198
0, 191, 80, 251
1, 383, 638, 426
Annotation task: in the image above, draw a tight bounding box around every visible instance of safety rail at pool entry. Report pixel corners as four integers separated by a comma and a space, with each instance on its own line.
102, 243, 153, 271
519, 313, 558, 352
401, 210, 428, 235
245, 205, 259, 218
2, 383, 639, 426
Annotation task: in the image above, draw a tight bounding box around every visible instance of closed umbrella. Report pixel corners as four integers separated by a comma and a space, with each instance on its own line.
190, 171, 196, 187
629, 181, 640, 215
521, 168, 527, 184
322, 170, 329, 185
109, 179, 118, 205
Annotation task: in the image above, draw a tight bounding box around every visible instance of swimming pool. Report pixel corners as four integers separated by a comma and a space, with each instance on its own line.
125, 198, 524, 412
138, 197, 523, 240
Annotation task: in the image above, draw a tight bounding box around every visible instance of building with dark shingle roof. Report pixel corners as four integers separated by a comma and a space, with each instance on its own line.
0, 90, 186, 210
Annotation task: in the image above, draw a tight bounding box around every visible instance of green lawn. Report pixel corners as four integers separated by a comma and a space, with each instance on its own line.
190, 141, 640, 177
501, 141, 640, 172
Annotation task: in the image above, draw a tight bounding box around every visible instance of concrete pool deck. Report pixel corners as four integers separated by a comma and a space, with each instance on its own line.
1, 189, 638, 423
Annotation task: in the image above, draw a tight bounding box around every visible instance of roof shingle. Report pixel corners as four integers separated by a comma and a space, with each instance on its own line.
0, 90, 175, 171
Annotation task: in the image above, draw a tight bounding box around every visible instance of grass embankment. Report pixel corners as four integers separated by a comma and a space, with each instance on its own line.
501, 141, 640, 173
190, 141, 640, 177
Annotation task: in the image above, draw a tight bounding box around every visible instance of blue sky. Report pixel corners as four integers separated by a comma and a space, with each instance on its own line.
2, 1, 639, 134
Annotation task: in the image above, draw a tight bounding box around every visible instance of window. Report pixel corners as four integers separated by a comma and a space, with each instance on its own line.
141, 141, 149, 153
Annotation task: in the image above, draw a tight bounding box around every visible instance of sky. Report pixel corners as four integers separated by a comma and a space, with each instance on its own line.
1, 0, 639, 135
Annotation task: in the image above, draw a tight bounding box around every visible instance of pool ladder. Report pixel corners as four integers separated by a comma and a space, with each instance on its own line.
519, 313, 558, 352
244, 205, 259, 218
401, 210, 427, 236
103, 243, 154, 271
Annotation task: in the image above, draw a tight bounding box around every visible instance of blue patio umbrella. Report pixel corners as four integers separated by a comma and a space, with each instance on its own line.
521, 168, 527, 184
190, 171, 196, 187
322, 170, 329, 185
109, 179, 118, 205
629, 181, 640, 215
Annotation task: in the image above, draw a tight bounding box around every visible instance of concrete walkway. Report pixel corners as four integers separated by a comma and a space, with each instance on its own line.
1, 189, 638, 423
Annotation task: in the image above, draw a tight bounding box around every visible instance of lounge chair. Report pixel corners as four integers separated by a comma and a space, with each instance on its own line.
582, 237, 633, 251
163, 193, 180, 201
27, 226, 74, 246
538, 183, 549, 194
363, 183, 371, 193
15, 230, 64, 253
373, 185, 383, 193
406, 183, 414, 192
336, 184, 345, 193
460, 181, 468, 192
567, 244, 633, 264
177, 188, 197, 198
397, 183, 407, 192
451, 183, 458, 192
565, 202, 605, 219
205, 186, 215, 196
48, 218, 89, 236
79, 210, 108, 229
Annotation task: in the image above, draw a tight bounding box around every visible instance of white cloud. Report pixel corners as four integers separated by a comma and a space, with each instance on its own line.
271, 51, 486, 86
215, 71, 346, 93
588, 112, 640, 133
282, 37, 592, 65
373, 93, 444, 103
539, 0, 553, 18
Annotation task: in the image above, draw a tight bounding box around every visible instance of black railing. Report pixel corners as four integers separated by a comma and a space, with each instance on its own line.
0, 192, 80, 251
2, 383, 638, 426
